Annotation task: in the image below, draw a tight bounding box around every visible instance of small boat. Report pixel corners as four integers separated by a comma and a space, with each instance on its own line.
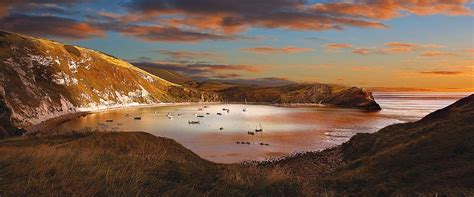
245, 142, 251, 145
188, 121, 200, 124
236, 141, 241, 144
243, 98, 248, 112
222, 108, 229, 111
206, 113, 210, 115
248, 131, 255, 135
204, 106, 209, 108
217, 113, 222, 115
106, 119, 113, 122
134, 117, 141, 120
255, 123, 263, 132
219, 127, 223, 130
177, 113, 181, 116
197, 115, 205, 118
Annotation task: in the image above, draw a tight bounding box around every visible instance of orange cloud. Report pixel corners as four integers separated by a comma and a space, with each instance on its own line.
418, 71, 464, 75
381, 42, 418, 53
0, 14, 105, 39
352, 48, 372, 55
312, 0, 472, 20
324, 43, 353, 51
351, 42, 445, 55
420, 50, 457, 57
242, 46, 313, 54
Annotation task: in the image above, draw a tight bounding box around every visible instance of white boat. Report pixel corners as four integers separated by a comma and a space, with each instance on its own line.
255, 123, 263, 132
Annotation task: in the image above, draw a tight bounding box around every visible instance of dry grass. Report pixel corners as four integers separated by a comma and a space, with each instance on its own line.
0, 131, 300, 196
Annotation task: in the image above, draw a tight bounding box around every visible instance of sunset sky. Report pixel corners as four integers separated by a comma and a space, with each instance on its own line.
1, 0, 473, 91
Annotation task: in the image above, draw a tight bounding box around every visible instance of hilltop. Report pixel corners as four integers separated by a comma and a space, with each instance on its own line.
133, 66, 381, 110
1, 95, 472, 195
0, 31, 219, 136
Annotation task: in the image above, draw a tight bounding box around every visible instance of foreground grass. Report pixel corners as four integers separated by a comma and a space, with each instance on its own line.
0, 132, 300, 196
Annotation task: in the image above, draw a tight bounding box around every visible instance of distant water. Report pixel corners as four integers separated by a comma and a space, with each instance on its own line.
58, 92, 471, 163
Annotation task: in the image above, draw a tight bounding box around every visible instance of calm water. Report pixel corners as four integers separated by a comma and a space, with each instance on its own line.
58, 92, 471, 163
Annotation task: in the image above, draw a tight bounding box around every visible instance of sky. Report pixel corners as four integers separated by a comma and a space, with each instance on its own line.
0, 0, 473, 91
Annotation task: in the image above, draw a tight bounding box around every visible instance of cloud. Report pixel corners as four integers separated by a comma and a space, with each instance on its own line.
241, 46, 313, 54
380, 42, 418, 53
132, 60, 293, 86
212, 73, 242, 79
311, 0, 472, 20
124, 0, 470, 36
464, 48, 474, 54
0, 0, 88, 17
156, 50, 220, 59
1, 1, 471, 42
219, 77, 294, 87
0, 14, 105, 39
125, 0, 387, 34
351, 42, 446, 55
324, 43, 353, 51
420, 50, 457, 57
418, 71, 464, 75
120, 25, 240, 42
352, 48, 372, 55
132, 61, 264, 78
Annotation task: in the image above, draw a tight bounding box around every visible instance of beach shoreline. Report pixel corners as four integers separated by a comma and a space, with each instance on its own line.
25, 102, 223, 135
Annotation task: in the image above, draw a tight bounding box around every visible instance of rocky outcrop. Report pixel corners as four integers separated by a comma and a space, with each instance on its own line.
323, 87, 381, 111
219, 83, 381, 111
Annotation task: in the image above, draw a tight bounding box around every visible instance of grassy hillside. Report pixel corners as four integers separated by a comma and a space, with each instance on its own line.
0, 31, 220, 135
0, 131, 299, 196
315, 94, 474, 195
134, 65, 195, 86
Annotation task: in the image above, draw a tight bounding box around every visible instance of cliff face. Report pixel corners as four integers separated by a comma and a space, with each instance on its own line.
0, 31, 220, 136
323, 87, 381, 111
219, 83, 381, 111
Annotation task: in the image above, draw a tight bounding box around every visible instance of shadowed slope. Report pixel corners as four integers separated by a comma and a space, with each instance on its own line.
0, 132, 300, 196
316, 94, 473, 194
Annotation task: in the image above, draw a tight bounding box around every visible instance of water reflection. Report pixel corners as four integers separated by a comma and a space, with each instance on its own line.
58, 92, 470, 163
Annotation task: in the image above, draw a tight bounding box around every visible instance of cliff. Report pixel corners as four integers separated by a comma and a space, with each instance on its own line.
0, 31, 219, 136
